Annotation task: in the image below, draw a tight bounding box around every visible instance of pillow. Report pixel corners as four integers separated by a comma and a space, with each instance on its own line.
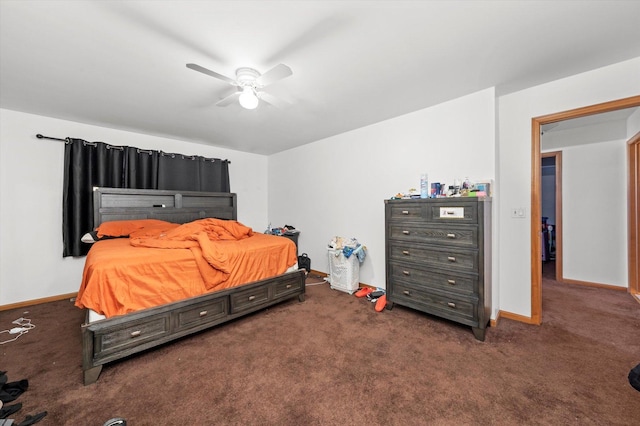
96, 219, 171, 239
82, 230, 127, 244
81, 231, 100, 244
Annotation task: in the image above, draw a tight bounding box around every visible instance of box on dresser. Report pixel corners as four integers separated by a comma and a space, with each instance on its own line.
384, 197, 491, 341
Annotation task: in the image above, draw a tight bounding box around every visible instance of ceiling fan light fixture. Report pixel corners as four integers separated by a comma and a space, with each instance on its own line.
239, 86, 259, 110
187, 63, 292, 110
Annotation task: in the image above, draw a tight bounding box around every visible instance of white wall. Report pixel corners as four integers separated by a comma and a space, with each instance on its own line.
498, 57, 640, 317
268, 88, 496, 295
561, 139, 627, 286
0, 109, 269, 305
629, 107, 640, 136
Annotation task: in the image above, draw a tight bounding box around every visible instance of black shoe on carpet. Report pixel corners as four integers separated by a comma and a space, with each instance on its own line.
15, 411, 47, 426
0, 402, 22, 419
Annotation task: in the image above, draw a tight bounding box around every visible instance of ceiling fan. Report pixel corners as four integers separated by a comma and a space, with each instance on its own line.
186, 63, 293, 110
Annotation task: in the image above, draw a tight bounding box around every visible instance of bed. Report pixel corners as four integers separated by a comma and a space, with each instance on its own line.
78, 187, 306, 385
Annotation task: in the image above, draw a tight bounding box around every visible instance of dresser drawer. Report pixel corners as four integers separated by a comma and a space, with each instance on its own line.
390, 282, 478, 324
388, 223, 478, 248
93, 313, 170, 360
230, 285, 270, 314
425, 202, 478, 224
388, 242, 478, 272
387, 203, 424, 220
173, 296, 228, 332
388, 261, 477, 296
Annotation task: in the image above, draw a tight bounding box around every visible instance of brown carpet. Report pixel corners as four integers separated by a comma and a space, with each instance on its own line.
1, 268, 639, 425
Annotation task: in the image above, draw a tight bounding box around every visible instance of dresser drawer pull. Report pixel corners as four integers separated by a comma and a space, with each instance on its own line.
402, 230, 410, 235
248, 295, 256, 301
447, 279, 456, 285
447, 302, 457, 308
402, 270, 410, 275
130, 330, 142, 338
403, 290, 411, 296
401, 210, 409, 215
402, 250, 410, 255
286, 284, 292, 289
447, 256, 456, 262
447, 233, 456, 238
199, 310, 208, 317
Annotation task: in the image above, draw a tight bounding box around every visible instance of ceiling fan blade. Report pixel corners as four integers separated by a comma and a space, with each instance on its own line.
255, 64, 292, 87
186, 63, 237, 85
257, 91, 289, 108
216, 90, 241, 107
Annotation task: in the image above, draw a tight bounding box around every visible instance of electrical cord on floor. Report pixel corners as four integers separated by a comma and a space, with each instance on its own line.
305, 274, 330, 286
0, 317, 35, 345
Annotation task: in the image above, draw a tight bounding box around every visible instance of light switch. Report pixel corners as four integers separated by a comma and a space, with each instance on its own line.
511, 208, 526, 218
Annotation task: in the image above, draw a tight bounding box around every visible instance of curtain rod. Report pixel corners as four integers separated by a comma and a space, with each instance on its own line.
36, 134, 230, 163
36, 134, 66, 142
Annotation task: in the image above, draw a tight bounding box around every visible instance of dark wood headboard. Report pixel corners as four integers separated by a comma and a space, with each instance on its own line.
93, 187, 237, 226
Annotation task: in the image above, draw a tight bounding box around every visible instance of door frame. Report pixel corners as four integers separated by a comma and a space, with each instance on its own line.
628, 131, 640, 297
530, 95, 640, 324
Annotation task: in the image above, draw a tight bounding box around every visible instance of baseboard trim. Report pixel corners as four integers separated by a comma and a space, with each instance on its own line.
309, 269, 327, 278
496, 310, 539, 325
560, 278, 628, 291
490, 313, 499, 328
0, 292, 77, 312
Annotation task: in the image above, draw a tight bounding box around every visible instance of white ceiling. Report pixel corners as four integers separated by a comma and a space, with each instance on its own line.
1, 1, 640, 155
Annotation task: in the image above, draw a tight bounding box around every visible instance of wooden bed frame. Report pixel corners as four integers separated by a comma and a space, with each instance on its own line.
81, 187, 306, 385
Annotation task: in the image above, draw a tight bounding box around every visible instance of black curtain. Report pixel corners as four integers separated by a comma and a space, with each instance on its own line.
125, 147, 159, 189
200, 157, 230, 192
62, 138, 230, 257
158, 154, 201, 190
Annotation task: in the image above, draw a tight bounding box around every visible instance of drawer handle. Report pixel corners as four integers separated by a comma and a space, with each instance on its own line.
402, 230, 410, 235
402, 250, 410, 255
445, 210, 456, 215
403, 290, 411, 296
447, 279, 456, 285
199, 310, 208, 317
286, 284, 292, 289
130, 330, 142, 338
402, 210, 409, 215
248, 295, 256, 301
447, 256, 456, 262
402, 270, 410, 275
447, 233, 456, 239
447, 302, 456, 308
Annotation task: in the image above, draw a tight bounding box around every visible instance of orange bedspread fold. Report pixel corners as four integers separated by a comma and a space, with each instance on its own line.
75, 219, 297, 318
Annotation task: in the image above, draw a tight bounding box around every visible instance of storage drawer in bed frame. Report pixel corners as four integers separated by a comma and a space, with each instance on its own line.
82, 270, 306, 385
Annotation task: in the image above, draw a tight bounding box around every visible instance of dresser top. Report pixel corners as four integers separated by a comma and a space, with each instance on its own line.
385, 197, 491, 204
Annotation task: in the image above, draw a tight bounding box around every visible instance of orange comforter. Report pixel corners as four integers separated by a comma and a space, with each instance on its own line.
75, 219, 297, 318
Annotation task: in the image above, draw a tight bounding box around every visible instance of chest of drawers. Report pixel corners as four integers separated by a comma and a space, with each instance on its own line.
384, 198, 492, 340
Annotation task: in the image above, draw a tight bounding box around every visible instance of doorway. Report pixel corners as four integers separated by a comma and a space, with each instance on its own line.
541, 151, 562, 282
530, 95, 640, 324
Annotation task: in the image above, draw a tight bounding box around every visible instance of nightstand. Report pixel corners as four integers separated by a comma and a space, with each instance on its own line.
281, 233, 299, 257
